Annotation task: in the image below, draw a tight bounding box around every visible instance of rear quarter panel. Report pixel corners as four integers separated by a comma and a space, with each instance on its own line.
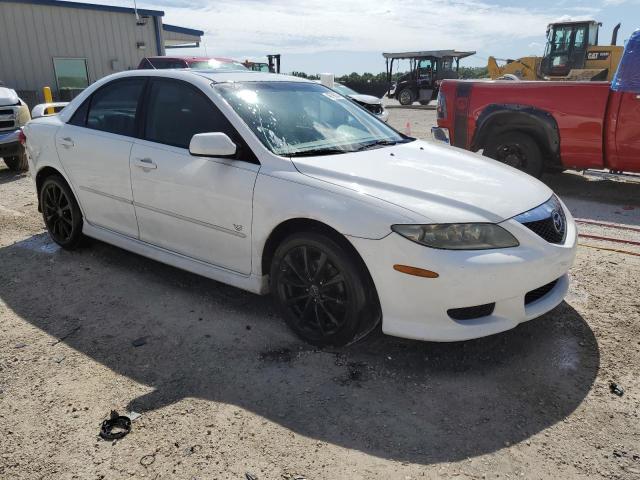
441, 80, 611, 169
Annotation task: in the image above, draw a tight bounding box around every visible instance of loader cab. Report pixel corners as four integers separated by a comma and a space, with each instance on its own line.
540, 21, 599, 77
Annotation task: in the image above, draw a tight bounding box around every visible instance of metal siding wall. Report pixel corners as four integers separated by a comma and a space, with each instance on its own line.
0, 1, 159, 103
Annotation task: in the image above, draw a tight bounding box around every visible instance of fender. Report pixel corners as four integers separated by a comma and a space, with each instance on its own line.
471, 104, 562, 167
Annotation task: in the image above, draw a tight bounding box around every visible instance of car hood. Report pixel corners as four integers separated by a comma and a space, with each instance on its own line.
348, 93, 382, 105
0, 87, 20, 106
291, 140, 553, 223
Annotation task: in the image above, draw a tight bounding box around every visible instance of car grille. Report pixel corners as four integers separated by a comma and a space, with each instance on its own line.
448, 303, 495, 321
515, 196, 567, 244
0, 106, 17, 131
525, 279, 558, 305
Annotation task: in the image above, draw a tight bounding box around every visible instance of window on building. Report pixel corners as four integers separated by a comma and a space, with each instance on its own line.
53, 58, 90, 90
86, 78, 145, 137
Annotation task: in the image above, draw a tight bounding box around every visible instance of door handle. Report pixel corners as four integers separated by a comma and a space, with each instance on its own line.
58, 137, 74, 148
134, 157, 157, 170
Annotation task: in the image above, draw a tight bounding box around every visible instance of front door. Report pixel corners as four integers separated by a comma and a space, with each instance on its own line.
130, 78, 259, 274
54, 77, 146, 238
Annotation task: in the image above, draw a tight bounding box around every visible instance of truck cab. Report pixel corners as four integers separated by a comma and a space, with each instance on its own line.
0, 84, 30, 171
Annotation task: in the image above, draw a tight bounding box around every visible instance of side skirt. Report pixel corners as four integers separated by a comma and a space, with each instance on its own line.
82, 222, 269, 295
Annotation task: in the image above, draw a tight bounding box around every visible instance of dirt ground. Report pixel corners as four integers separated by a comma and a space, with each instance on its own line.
1, 108, 639, 480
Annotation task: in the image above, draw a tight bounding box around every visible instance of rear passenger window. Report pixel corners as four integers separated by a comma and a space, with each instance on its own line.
86, 79, 145, 137
144, 79, 238, 150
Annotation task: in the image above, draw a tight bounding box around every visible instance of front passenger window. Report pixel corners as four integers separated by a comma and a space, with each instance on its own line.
86, 79, 145, 137
144, 79, 238, 150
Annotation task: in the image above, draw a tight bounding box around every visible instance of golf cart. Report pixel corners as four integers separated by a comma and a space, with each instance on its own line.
383, 50, 475, 105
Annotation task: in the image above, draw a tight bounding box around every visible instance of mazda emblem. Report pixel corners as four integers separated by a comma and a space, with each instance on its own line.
552, 210, 564, 233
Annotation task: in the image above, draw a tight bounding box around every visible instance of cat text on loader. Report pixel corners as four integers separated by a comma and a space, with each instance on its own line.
488, 21, 624, 81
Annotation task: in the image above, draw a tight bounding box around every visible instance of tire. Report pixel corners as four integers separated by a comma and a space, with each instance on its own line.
398, 88, 414, 106
483, 131, 544, 178
270, 232, 374, 347
4, 150, 28, 171
39, 175, 85, 249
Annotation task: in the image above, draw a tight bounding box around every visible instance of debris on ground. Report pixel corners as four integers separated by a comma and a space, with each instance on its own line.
131, 337, 147, 347
50, 325, 81, 346
99, 411, 132, 441
610, 382, 624, 397
259, 348, 293, 363
127, 410, 142, 421
140, 453, 155, 467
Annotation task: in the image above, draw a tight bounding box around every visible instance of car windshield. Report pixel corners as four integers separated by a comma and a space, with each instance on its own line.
332, 83, 358, 96
189, 59, 248, 70
215, 81, 407, 156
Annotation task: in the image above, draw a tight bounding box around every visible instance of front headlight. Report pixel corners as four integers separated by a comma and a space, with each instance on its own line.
391, 224, 519, 250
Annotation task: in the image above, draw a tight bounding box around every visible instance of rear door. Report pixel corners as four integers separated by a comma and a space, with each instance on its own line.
54, 77, 146, 238
130, 78, 259, 274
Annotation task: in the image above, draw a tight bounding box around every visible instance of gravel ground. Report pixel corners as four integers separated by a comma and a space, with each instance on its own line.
0, 109, 639, 479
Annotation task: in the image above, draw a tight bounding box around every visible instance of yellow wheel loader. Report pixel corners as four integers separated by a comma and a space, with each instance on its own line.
488, 21, 624, 81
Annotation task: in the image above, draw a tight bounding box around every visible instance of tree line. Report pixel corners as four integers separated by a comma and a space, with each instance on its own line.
290, 66, 488, 97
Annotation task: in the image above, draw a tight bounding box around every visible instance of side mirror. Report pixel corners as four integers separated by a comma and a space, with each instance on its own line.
189, 132, 236, 157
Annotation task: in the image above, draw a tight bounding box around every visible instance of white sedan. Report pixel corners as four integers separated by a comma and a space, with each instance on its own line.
23, 69, 577, 346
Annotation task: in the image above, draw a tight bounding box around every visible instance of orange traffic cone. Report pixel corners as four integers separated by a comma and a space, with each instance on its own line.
405, 121, 412, 136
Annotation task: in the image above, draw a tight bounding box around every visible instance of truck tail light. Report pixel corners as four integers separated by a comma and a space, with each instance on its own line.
18, 129, 26, 146
436, 90, 447, 120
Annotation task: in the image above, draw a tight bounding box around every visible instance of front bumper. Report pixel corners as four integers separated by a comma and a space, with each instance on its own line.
349, 206, 577, 342
0, 129, 21, 157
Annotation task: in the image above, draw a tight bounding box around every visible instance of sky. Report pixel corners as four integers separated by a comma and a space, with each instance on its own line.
88, 0, 639, 74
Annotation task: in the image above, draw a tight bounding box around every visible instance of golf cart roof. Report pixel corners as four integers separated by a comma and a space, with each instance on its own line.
382, 50, 476, 60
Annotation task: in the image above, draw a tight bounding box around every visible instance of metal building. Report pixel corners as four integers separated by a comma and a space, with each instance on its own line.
0, 0, 203, 106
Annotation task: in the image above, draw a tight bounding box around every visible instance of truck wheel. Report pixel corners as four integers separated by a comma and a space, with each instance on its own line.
398, 89, 414, 106
4, 151, 28, 171
483, 132, 544, 178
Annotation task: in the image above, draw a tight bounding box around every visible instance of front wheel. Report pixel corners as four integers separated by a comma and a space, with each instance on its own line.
398, 88, 414, 106
483, 131, 544, 178
40, 175, 85, 249
270, 232, 374, 347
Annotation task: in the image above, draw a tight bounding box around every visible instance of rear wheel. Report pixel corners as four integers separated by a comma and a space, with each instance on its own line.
483, 131, 544, 178
270, 232, 373, 346
4, 151, 28, 171
40, 175, 84, 249
398, 88, 414, 106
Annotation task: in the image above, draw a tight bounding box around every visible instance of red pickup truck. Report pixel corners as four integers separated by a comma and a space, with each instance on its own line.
434, 29, 640, 178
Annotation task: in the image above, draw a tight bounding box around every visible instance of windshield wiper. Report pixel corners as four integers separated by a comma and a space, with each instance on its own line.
353, 139, 400, 151
288, 148, 349, 157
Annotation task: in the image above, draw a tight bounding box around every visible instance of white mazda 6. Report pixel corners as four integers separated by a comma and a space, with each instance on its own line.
23, 69, 577, 346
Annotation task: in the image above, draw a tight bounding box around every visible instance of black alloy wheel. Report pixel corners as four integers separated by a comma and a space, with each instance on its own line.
270, 233, 374, 346
40, 175, 84, 249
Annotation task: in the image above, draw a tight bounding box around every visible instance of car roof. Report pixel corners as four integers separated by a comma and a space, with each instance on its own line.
191, 70, 310, 83
109, 69, 311, 83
